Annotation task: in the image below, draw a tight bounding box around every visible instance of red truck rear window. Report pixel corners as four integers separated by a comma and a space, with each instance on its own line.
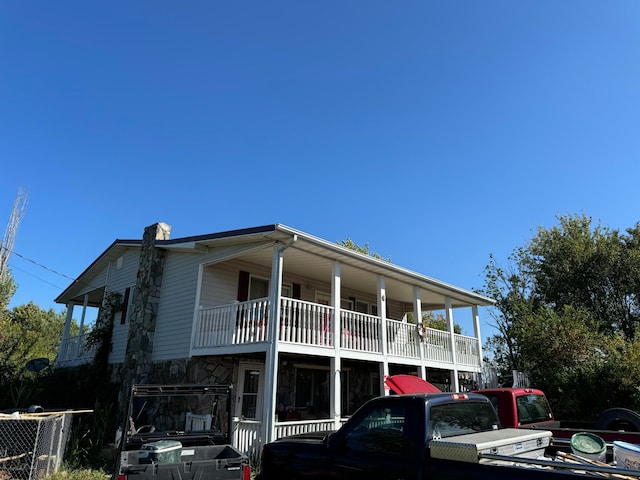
516, 394, 553, 425
429, 402, 499, 439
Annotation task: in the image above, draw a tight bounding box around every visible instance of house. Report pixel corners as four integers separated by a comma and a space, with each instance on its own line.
54, 222, 494, 456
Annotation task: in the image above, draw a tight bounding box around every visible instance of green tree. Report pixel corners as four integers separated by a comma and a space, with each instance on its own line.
0, 302, 69, 406
405, 311, 462, 334
337, 238, 392, 262
527, 214, 640, 339
480, 213, 640, 419
0, 274, 16, 311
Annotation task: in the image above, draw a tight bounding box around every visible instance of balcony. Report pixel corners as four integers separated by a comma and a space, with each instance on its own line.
55, 298, 481, 369
56, 332, 96, 367
193, 297, 481, 368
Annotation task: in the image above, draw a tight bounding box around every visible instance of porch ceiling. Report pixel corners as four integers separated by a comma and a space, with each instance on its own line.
237, 237, 492, 310
56, 223, 493, 310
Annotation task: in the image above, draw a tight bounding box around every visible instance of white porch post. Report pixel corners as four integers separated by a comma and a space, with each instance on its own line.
378, 276, 389, 395
60, 302, 75, 361
472, 304, 483, 373
62, 302, 75, 342
330, 261, 342, 429
445, 297, 459, 392
262, 242, 284, 446
413, 286, 426, 380
75, 295, 89, 356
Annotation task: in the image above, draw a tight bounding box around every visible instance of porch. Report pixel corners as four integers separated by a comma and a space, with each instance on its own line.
232, 417, 347, 460
56, 332, 96, 367
55, 296, 481, 370
192, 297, 481, 369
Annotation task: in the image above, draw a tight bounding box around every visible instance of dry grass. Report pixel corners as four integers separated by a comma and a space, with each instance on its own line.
44, 469, 110, 480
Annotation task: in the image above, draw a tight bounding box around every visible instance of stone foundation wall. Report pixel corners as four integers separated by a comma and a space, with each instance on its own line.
111, 356, 237, 387
111, 356, 238, 425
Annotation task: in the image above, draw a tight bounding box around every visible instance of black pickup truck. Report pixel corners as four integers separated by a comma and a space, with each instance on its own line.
257, 392, 640, 480
115, 384, 249, 480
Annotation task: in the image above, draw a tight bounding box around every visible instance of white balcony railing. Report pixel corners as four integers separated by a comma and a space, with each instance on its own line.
56, 299, 481, 369
194, 298, 271, 349
340, 309, 381, 353
56, 332, 96, 367
280, 298, 335, 347
423, 328, 454, 364
386, 318, 420, 358
455, 334, 481, 366
194, 298, 481, 368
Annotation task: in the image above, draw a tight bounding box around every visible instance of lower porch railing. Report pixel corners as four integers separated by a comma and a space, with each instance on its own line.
233, 418, 346, 459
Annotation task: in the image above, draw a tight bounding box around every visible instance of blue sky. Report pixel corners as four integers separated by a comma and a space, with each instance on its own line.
2, 1, 639, 339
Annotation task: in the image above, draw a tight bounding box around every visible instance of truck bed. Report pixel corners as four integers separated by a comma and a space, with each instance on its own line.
121, 444, 247, 480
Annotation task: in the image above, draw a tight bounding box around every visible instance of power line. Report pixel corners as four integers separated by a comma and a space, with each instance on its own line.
1, 245, 99, 291
9, 262, 66, 291
4, 247, 78, 282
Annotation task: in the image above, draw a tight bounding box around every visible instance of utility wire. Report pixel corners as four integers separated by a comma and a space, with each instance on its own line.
1, 245, 100, 291
9, 262, 66, 290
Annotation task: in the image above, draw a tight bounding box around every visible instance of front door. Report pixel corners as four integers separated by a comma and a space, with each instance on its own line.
236, 363, 265, 420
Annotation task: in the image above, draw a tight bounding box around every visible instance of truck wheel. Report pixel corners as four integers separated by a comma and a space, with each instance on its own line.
595, 408, 640, 432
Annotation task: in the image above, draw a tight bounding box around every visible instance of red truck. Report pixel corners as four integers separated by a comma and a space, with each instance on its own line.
385, 376, 640, 446
474, 387, 640, 445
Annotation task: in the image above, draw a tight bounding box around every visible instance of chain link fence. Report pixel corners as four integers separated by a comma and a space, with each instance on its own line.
0, 412, 72, 480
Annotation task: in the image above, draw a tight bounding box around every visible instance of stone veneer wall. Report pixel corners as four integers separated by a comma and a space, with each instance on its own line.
111, 356, 238, 425
112, 356, 236, 385
118, 222, 171, 408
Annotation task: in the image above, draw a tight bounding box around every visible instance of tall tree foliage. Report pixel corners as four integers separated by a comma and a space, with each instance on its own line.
481, 214, 640, 419
0, 301, 69, 407
0, 274, 16, 311
527, 215, 640, 339
337, 238, 392, 262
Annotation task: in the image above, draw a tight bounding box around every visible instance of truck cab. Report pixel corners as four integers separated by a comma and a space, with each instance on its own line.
475, 387, 555, 429
258, 392, 502, 480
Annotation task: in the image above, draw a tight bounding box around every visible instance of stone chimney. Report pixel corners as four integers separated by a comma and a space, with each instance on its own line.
123, 222, 171, 386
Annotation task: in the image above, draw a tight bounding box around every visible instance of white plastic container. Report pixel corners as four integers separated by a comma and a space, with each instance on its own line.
614, 440, 640, 470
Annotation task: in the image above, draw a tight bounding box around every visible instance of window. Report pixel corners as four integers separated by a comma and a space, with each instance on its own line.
485, 394, 500, 415
237, 364, 264, 420
294, 367, 350, 417
429, 401, 498, 438
369, 372, 380, 396
343, 401, 423, 456
341, 298, 354, 310
316, 292, 354, 310
355, 300, 369, 314
295, 368, 329, 416
248, 275, 293, 299
119, 287, 133, 325
249, 276, 269, 300
515, 394, 553, 425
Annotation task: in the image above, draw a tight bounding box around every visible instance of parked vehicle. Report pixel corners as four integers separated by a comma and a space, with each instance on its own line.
114, 384, 250, 480
384, 376, 640, 445
474, 387, 640, 446
256, 392, 640, 479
